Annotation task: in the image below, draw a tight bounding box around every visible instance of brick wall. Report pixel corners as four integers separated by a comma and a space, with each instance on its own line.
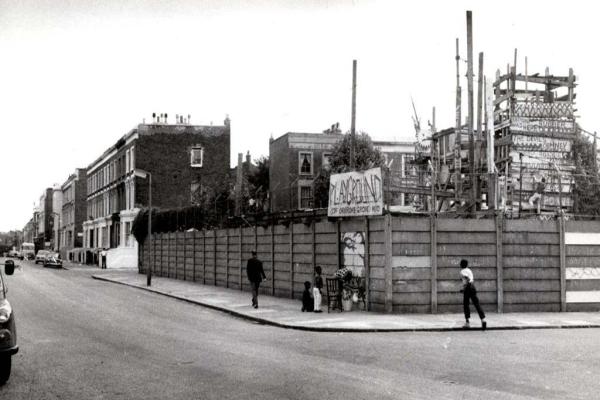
135, 126, 230, 210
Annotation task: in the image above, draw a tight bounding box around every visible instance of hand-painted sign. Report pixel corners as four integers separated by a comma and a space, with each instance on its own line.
328, 167, 383, 217
512, 135, 572, 152
511, 118, 575, 135
513, 102, 574, 118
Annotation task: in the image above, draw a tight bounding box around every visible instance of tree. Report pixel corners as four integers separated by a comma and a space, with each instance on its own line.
571, 131, 600, 217
314, 132, 385, 207
248, 156, 269, 200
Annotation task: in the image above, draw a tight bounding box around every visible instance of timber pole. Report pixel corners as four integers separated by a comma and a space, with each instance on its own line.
466, 10, 475, 211
350, 59, 357, 170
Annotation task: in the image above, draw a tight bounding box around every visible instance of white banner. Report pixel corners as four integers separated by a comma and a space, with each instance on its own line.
328, 167, 383, 217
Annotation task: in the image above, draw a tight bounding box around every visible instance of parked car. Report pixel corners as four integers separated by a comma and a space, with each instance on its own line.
0, 259, 18, 385
35, 250, 51, 264
43, 252, 62, 268
7, 250, 19, 259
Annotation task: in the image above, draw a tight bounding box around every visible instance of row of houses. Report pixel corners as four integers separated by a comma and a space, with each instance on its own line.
22, 115, 415, 268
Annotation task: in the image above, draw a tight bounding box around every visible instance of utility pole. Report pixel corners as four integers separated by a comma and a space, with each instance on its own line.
485, 77, 496, 210
475, 51, 484, 209
454, 38, 462, 199
350, 59, 357, 170
466, 10, 475, 210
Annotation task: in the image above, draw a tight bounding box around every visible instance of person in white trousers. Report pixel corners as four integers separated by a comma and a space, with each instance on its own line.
313, 266, 323, 313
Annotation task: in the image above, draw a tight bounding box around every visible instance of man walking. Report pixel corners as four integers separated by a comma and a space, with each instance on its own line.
460, 259, 486, 330
247, 250, 266, 309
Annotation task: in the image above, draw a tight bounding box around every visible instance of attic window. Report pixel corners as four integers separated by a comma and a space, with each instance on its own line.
191, 147, 203, 167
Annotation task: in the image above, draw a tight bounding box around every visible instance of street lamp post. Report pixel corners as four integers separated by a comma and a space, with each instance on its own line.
135, 169, 152, 286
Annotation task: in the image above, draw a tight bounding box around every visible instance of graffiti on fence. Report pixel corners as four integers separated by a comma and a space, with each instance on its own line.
341, 231, 365, 277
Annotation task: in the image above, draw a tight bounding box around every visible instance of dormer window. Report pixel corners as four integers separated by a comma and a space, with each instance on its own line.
191, 146, 203, 167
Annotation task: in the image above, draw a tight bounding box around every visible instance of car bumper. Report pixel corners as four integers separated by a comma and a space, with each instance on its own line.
45, 262, 63, 267
0, 345, 18, 356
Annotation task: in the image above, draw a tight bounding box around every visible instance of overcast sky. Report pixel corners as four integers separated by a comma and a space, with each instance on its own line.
1, 0, 598, 231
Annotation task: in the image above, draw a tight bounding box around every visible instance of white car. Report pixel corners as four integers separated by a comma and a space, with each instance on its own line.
35, 250, 51, 264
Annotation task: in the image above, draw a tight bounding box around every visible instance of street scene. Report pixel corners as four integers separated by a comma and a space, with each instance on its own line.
2, 1, 600, 399
2, 258, 600, 400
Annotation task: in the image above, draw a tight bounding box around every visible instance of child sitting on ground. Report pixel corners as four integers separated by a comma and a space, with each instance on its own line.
301, 281, 314, 312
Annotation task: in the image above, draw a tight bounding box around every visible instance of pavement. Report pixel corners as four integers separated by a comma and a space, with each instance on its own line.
83, 267, 600, 332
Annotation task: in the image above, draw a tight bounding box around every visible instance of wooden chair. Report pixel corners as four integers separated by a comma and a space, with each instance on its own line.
326, 278, 342, 312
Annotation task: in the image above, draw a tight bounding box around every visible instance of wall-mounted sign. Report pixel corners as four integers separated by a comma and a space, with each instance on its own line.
328, 167, 383, 217
512, 135, 572, 152
513, 102, 574, 119
511, 118, 575, 135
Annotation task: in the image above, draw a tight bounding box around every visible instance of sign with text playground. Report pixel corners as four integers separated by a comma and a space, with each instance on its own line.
328, 167, 383, 217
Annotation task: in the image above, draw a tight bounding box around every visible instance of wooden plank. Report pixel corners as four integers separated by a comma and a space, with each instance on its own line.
565, 232, 600, 245
504, 267, 559, 280
202, 230, 206, 284
437, 232, 496, 244
503, 256, 559, 268
502, 232, 559, 245
504, 303, 560, 312
566, 280, 600, 291
566, 257, 600, 268
392, 268, 431, 280
496, 214, 503, 313
271, 224, 275, 295
438, 292, 497, 304
392, 217, 430, 232
290, 223, 294, 299
385, 213, 393, 313
437, 244, 496, 256
503, 292, 560, 304
437, 267, 497, 280
392, 292, 431, 305
504, 280, 560, 291
565, 290, 600, 304
336, 220, 341, 271
566, 267, 600, 280
567, 246, 600, 256
566, 303, 600, 312
239, 227, 243, 291
504, 220, 559, 233
391, 231, 430, 244
437, 219, 495, 231
393, 305, 431, 313
437, 279, 496, 293
364, 217, 370, 311
430, 216, 437, 313
392, 243, 431, 256
503, 244, 560, 257
392, 280, 431, 293
559, 216, 566, 311
437, 256, 497, 268
565, 220, 600, 233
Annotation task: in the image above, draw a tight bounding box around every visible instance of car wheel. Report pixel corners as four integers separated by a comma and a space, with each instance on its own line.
0, 356, 11, 385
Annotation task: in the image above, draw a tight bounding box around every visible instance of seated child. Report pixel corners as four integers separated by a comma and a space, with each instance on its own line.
301, 281, 314, 312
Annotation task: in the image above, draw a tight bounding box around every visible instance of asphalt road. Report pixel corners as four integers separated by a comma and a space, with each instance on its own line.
0, 258, 598, 400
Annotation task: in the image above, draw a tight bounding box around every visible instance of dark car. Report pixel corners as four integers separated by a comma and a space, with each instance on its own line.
43, 252, 62, 268
0, 259, 18, 384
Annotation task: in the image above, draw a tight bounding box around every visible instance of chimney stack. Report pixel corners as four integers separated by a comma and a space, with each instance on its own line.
246, 151, 251, 165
